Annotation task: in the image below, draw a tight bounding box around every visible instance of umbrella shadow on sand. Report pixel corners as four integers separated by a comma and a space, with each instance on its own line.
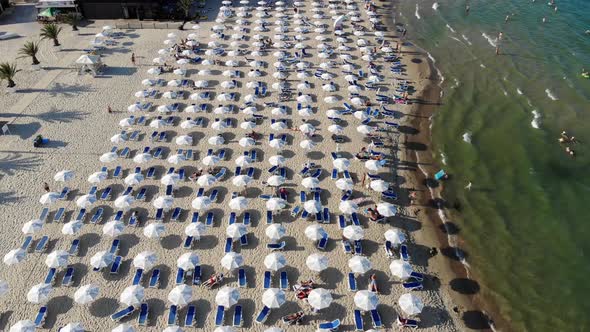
90, 297, 118, 317
44, 295, 73, 328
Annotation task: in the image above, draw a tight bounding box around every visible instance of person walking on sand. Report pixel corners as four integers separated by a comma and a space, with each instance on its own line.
131, 53, 136, 66
107, 106, 112, 114
43, 182, 50, 192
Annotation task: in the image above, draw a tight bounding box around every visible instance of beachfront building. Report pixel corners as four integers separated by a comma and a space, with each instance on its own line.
76, 0, 188, 20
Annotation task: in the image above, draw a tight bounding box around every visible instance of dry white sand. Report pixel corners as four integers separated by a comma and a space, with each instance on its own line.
0, 0, 462, 331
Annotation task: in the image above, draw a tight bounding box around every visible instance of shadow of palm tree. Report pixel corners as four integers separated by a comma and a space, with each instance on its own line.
0, 191, 22, 204
36, 107, 90, 123
45, 82, 95, 98
0, 153, 42, 176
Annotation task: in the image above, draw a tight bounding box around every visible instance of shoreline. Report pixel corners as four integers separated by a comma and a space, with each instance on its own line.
378, 0, 508, 330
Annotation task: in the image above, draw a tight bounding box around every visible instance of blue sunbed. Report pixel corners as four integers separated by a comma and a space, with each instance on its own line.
111, 306, 135, 321
233, 305, 243, 327
371, 309, 383, 329
280, 271, 288, 290
176, 268, 185, 285
224, 238, 233, 253
35, 235, 49, 253
132, 269, 144, 286
110, 256, 122, 274
354, 309, 364, 331
348, 273, 357, 291
35, 306, 47, 327
215, 305, 225, 326
168, 305, 178, 326
185, 305, 196, 327
318, 319, 340, 330
44, 268, 57, 285
238, 268, 247, 288
62, 266, 74, 286
255, 306, 270, 324
263, 270, 272, 289
138, 303, 149, 326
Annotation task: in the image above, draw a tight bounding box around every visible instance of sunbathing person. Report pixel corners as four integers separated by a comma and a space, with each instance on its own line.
368, 274, 379, 293
296, 288, 312, 300
282, 311, 304, 325
367, 207, 383, 222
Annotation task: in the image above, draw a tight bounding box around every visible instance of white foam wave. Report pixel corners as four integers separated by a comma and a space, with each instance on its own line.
502, 89, 508, 96
462, 132, 472, 143
446, 24, 456, 33
461, 34, 472, 45
545, 89, 558, 100
452, 78, 460, 88
426, 52, 445, 85
531, 110, 541, 129
480, 63, 486, 68
516, 88, 523, 95
481, 32, 497, 47
432, 2, 439, 10
415, 4, 421, 19
450, 36, 462, 43
439, 151, 447, 165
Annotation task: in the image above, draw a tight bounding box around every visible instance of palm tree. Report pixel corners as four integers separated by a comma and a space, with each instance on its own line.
177, 0, 194, 30
64, 12, 80, 31
40, 23, 63, 46
18, 40, 41, 65
0, 63, 19, 88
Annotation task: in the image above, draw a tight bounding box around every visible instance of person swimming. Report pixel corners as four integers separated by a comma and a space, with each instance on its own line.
566, 147, 575, 157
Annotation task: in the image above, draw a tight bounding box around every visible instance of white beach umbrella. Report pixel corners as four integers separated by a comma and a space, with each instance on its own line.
74, 284, 99, 304
335, 178, 354, 191
143, 222, 165, 239
328, 124, 344, 134
176, 135, 193, 146
348, 85, 362, 94
265, 224, 286, 241
133, 251, 157, 270
238, 137, 256, 148
351, 98, 365, 107
120, 285, 144, 306
112, 324, 135, 332
221, 252, 244, 270
212, 120, 229, 130
161, 173, 180, 186
390, 260, 414, 279
263, 328, 284, 332
149, 119, 166, 129
354, 111, 369, 121
344, 74, 358, 81
266, 197, 286, 211
343, 225, 364, 240
225, 60, 239, 67
301, 177, 320, 189
198, 69, 212, 76
177, 252, 200, 270
306, 253, 328, 272
201, 156, 221, 167
168, 285, 193, 307
168, 153, 186, 165
197, 174, 217, 186
296, 94, 312, 103
153, 195, 174, 210
176, 58, 190, 66
22, 219, 43, 234
308, 288, 332, 310
54, 170, 74, 182
124, 173, 144, 186
184, 223, 207, 239
354, 290, 379, 311
3, 249, 25, 265
191, 24, 200, 29
10, 320, 36, 332
103, 220, 124, 237
190, 92, 208, 100
229, 197, 249, 211
39, 192, 60, 205
365, 160, 383, 172
297, 82, 310, 90
384, 228, 406, 245
220, 80, 236, 89
114, 195, 134, 210
268, 155, 286, 166
232, 175, 252, 187
119, 117, 134, 127
262, 288, 286, 308
242, 106, 258, 115
167, 79, 182, 87
241, 121, 257, 130
333, 158, 351, 171
299, 123, 315, 134
271, 107, 286, 116
305, 224, 327, 241
304, 200, 322, 214
192, 196, 212, 210
181, 119, 198, 128
349, 256, 372, 274
235, 155, 252, 167
399, 293, 424, 316
45, 250, 69, 268
267, 175, 285, 187
88, 171, 107, 183
377, 203, 398, 217
339, 200, 359, 215
296, 71, 310, 79
90, 251, 114, 270
147, 67, 161, 75
370, 179, 389, 192
27, 283, 52, 303
162, 91, 178, 99
270, 121, 287, 131
216, 286, 240, 307
195, 80, 209, 88
60, 323, 84, 332
299, 140, 316, 150
208, 135, 225, 146
273, 72, 287, 79
153, 57, 165, 64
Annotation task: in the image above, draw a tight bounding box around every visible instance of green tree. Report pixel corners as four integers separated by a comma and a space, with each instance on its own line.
18, 40, 41, 65
40, 23, 63, 46
177, 0, 194, 30
0, 63, 19, 88
64, 12, 80, 31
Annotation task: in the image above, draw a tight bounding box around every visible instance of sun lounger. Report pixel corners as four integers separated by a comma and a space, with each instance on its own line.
354, 309, 364, 331
266, 210, 273, 224
233, 305, 243, 327
132, 268, 144, 286
301, 209, 309, 219
382, 190, 398, 200
397, 316, 419, 329
53, 207, 65, 222
238, 268, 247, 288
347, 272, 358, 291
155, 208, 164, 222
178, 169, 185, 181
317, 234, 328, 250
255, 306, 271, 324
134, 187, 147, 201
206, 212, 214, 226
351, 212, 361, 226
170, 207, 182, 222
215, 305, 225, 326
109, 239, 120, 255
191, 212, 200, 223
185, 305, 196, 327
168, 305, 178, 326
409, 271, 424, 282
35, 235, 49, 253
44, 268, 57, 285
246, 167, 255, 177
224, 237, 235, 253
354, 240, 363, 256
384, 241, 395, 258
280, 271, 289, 290
371, 309, 383, 329
263, 270, 272, 289
342, 240, 352, 254
110, 165, 121, 178
192, 265, 201, 285
341, 190, 352, 201
39, 207, 50, 222
183, 236, 193, 249
310, 168, 321, 178
153, 147, 164, 158
137, 303, 149, 326
290, 205, 302, 218
35, 306, 47, 327
240, 234, 248, 246
119, 147, 130, 158
21, 235, 33, 251
400, 244, 409, 261
300, 191, 307, 202
100, 186, 112, 200
242, 212, 250, 226
110, 256, 122, 274
185, 149, 194, 160
318, 319, 340, 330
62, 266, 74, 286
228, 212, 236, 225
209, 188, 219, 202
111, 305, 135, 321
113, 210, 124, 222
322, 207, 330, 224
403, 281, 423, 291
75, 208, 87, 222
58, 186, 70, 200
145, 167, 156, 179
90, 208, 103, 224
176, 268, 185, 285
267, 241, 285, 251
338, 215, 347, 229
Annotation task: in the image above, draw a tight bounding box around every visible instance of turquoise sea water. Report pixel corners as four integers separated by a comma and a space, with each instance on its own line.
393, 0, 590, 330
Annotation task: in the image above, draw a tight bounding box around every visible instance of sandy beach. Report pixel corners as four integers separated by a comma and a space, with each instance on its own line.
0, 0, 487, 331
